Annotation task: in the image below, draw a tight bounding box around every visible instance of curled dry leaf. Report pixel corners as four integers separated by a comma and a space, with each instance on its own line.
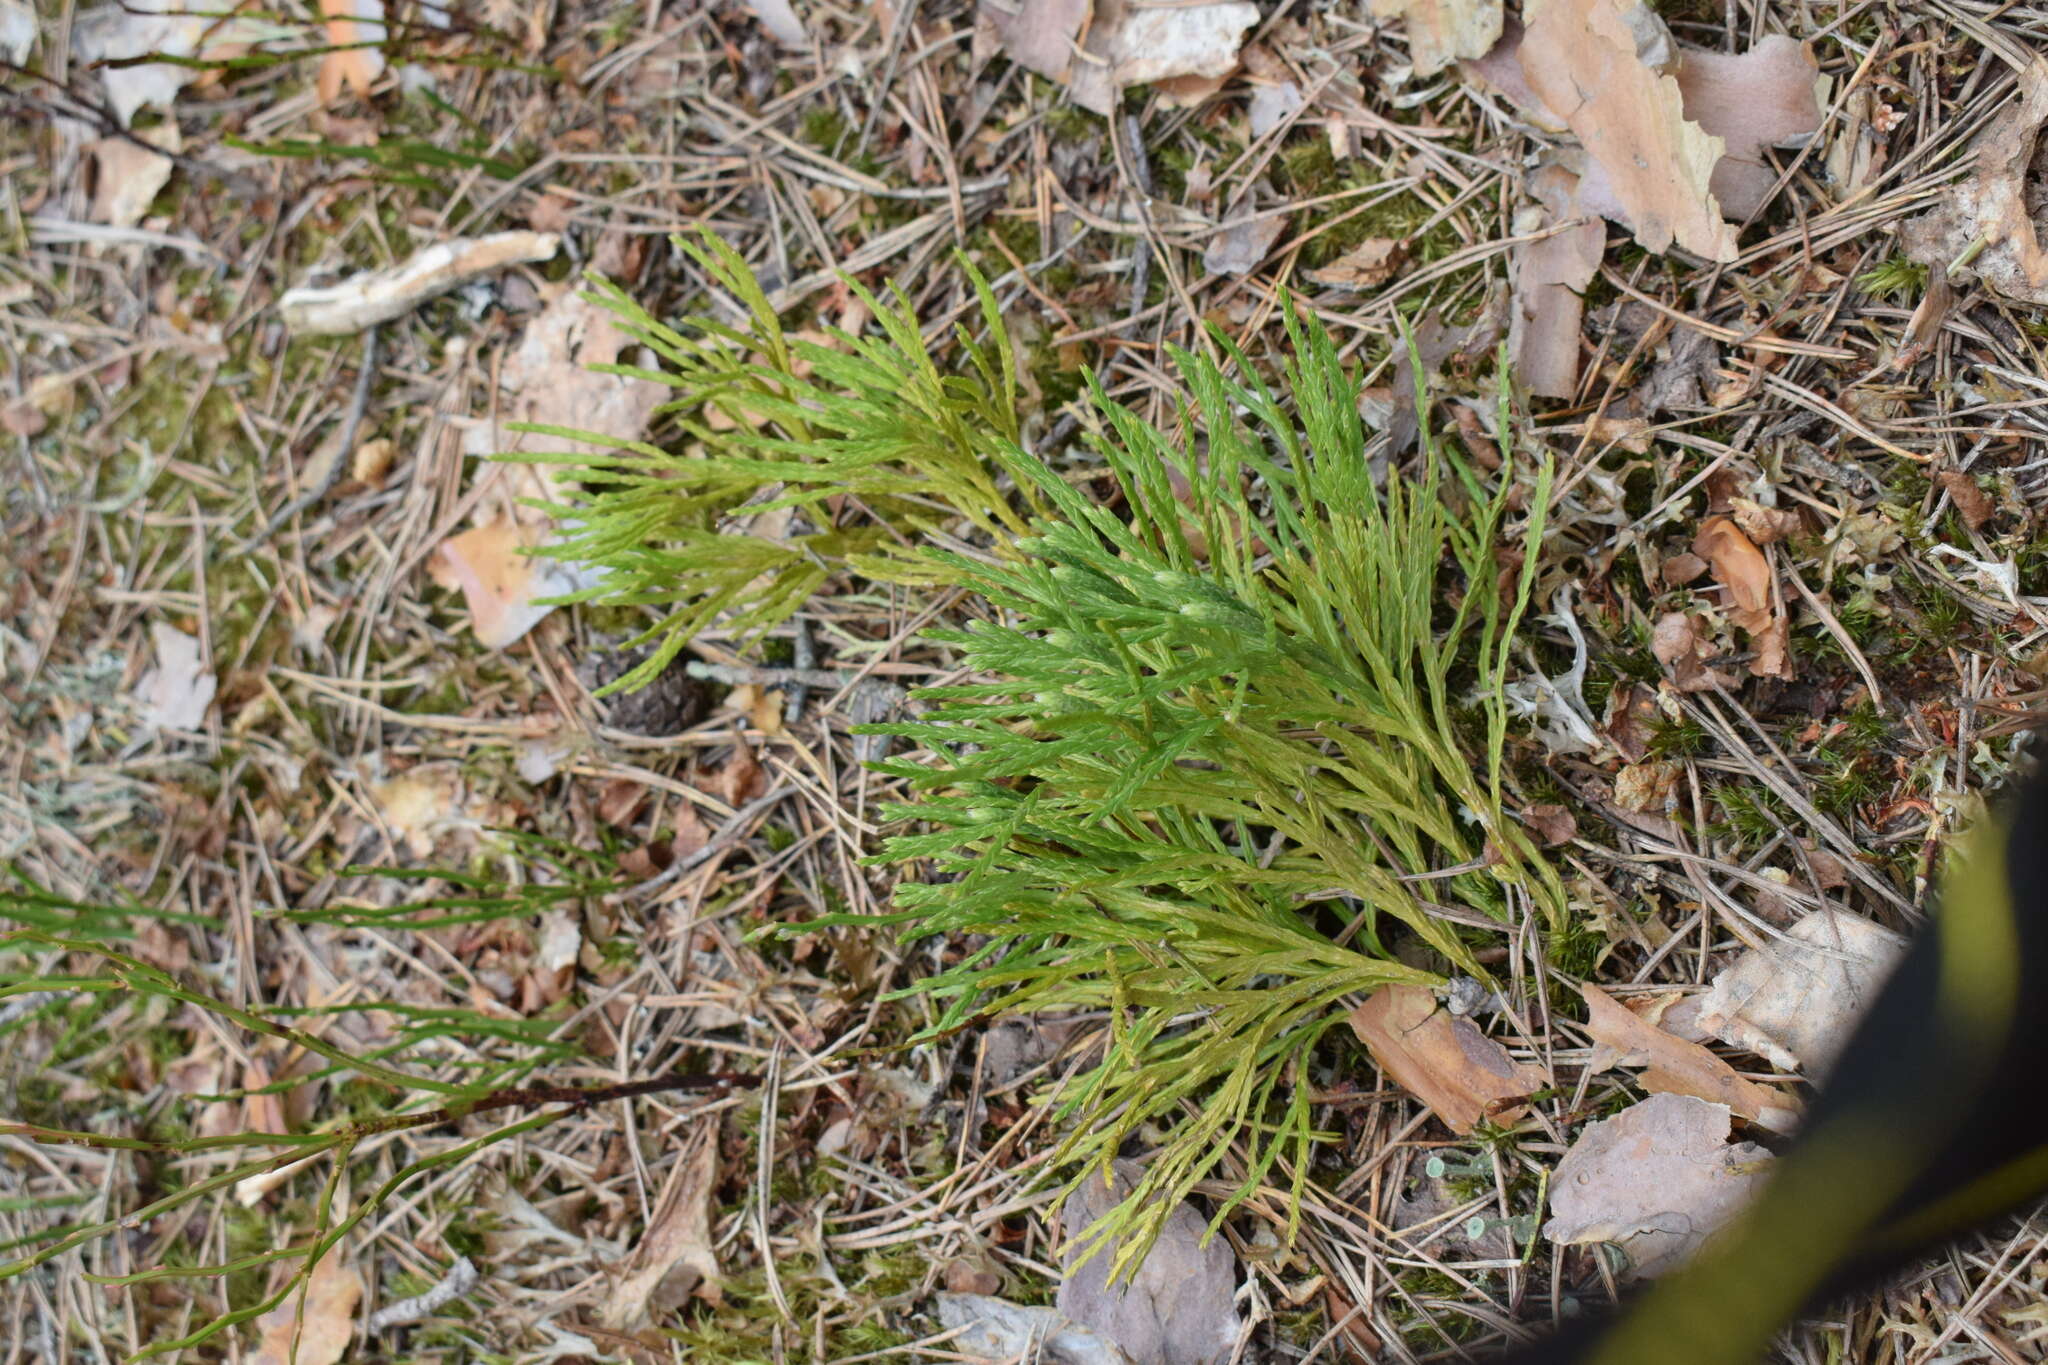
1611, 759, 1680, 815
250, 1249, 364, 1365
429, 520, 600, 651
1699, 908, 1908, 1079
1521, 803, 1578, 846
88, 125, 180, 229
1544, 1093, 1772, 1280
1306, 237, 1407, 289
317, 0, 386, 103
1202, 212, 1288, 277
1350, 983, 1544, 1133
1937, 469, 1997, 531
1693, 514, 1791, 679
936, 1293, 1131, 1365
1517, 0, 1736, 262
1651, 610, 1733, 692
1730, 498, 1801, 546
1902, 61, 2048, 304
1581, 984, 1800, 1133
1369, 0, 1502, 78
279, 231, 560, 335
1057, 1160, 1240, 1365
601, 1122, 721, 1329
1510, 162, 1607, 398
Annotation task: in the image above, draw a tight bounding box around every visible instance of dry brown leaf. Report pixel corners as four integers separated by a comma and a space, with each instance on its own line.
1202, 212, 1287, 277
1672, 38, 1823, 219
1543, 1093, 1771, 1280
936, 1293, 1130, 1365
1517, 0, 1735, 261
250, 1249, 363, 1365
1581, 984, 1799, 1132
1730, 498, 1801, 546
1650, 610, 1733, 692
1349, 983, 1543, 1133
351, 436, 395, 487
317, 0, 386, 104
1056, 1160, 1240, 1365
1693, 514, 1792, 679
429, 520, 595, 651
1698, 908, 1908, 1078
1902, 61, 2048, 303
715, 741, 768, 807
1937, 469, 1997, 531
1460, 16, 1567, 132
601, 1122, 721, 1328
87, 125, 179, 228
1066, 0, 1260, 115
1612, 759, 1680, 815
1306, 237, 1407, 289
978, 0, 1091, 81
1510, 163, 1605, 398
135, 622, 216, 731
1521, 803, 1578, 846
1660, 551, 1707, 586
1369, 0, 1502, 77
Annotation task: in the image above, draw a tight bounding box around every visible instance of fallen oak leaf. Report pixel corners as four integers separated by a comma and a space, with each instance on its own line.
1306, 237, 1407, 289
1369, 0, 1502, 78
1057, 1160, 1240, 1365
317, 0, 386, 103
1698, 908, 1908, 1079
1902, 60, 2048, 303
1581, 984, 1800, 1133
600, 1121, 721, 1329
1350, 983, 1544, 1133
1543, 1093, 1772, 1279
250, 1248, 363, 1365
1517, 0, 1736, 262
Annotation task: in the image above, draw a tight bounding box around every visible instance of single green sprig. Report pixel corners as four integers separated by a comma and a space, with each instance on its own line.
833, 309, 1561, 1273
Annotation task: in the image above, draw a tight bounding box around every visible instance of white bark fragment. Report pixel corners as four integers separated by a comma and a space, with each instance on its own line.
279, 231, 560, 335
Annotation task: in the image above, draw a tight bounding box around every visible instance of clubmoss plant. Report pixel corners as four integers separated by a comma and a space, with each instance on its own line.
811, 313, 1563, 1272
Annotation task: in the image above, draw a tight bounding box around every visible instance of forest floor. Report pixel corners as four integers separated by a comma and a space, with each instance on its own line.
4, 0, 2048, 1360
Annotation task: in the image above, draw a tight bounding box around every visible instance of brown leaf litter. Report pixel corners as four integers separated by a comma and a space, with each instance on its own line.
1903, 61, 2048, 304
134, 622, 217, 731
600, 1121, 722, 1330
1468, 2, 1821, 390
1057, 1160, 1241, 1365
250, 1248, 363, 1365
1581, 984, 1800, 1133
1510, 162, 1607, 399
1544, 1092, 1772, 1280
1370, 0, 1502, 78
1350, 983, 1544, 1133
1693, 514, 1792, 679
979, 0, 1260, 116
936, 1293, 1130, 1364
1698, 908, 1909, 1079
